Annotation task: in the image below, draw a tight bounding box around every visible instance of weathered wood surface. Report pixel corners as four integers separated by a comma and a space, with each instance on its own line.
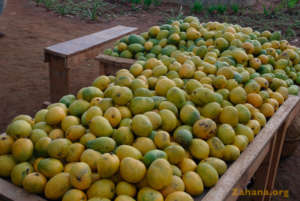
96, 54, 136, 66
45, 25, 137, 58
1, 96, 299, 201
96, 54, 136, 75
48, 56, 70, 103
0, 178, 47, 201
44, 25, 137, 102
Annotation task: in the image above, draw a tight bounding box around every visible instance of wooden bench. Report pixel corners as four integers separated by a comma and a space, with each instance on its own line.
1, 95, 299, 201
96, 54, 136, 75
44, 25, 138, 102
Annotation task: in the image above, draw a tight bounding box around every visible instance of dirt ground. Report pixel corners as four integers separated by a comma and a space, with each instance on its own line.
0, 0, 299, 201
0, 0, 163, 130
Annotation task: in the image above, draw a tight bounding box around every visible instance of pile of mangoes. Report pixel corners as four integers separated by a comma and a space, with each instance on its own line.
1, 16, 300, 201
104, 17, 300, 92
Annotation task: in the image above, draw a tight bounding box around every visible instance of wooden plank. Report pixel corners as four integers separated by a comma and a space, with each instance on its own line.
45, 25, 137, 58
200, 95, 300, 201
251, 97, 300, 201
220, 140, 272, 201
96, 54, 136, 75
251, 132, 278, 201
263, 100, 300, 201
44, 25, 137, 101
96, 54, 136, 66
99, 61, 106, 75
0, 178, 47, 201
48, 55, 70, 102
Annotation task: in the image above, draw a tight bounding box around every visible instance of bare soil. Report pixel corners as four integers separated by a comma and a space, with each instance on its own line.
0, 0, 163, 130
0, 1, 299, 201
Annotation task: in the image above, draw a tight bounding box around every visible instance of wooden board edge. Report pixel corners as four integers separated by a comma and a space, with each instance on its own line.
96, 54, 137, 65
199, 95, 300, 201
0, 178, 47, 201
44, 25, 138, 61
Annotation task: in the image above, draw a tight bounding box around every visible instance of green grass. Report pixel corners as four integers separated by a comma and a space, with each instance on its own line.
231, 4, 239, 14
43, 0, 56, 10
216, 4, 226, 15
192, 1, 203, 14
33, 0, 110, 20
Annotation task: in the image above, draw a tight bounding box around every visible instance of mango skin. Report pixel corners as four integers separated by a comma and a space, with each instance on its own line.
44, 173, 71, 200
147, 159, 173, 190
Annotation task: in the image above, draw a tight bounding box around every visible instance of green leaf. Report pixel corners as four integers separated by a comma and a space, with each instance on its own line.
288, 0, 299, 8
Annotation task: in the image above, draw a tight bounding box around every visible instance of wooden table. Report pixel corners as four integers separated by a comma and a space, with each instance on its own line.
44, 25, 138, 102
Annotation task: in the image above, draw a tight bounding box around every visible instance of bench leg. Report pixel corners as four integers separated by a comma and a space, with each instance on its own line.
105, 63, 114, 75
99, 62, 106, 75
48, 55, 70, 102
